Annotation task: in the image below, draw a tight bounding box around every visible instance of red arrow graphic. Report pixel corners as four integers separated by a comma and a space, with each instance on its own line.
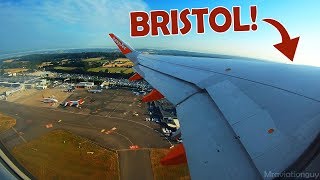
263, 18, 300, 61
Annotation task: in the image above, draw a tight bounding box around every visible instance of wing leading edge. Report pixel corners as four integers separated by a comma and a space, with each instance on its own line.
109, 34, 320, 179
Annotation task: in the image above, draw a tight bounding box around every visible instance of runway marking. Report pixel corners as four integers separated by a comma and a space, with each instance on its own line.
109, 115, 174, 147
2, 92, 174, 152
116, 148, 152, 152
46, 97, 174, 147
114, 132, 134, 145
58, 122, 101, 131
110, 116, 153, 130
129, 145, 139, 150
57, 121, 135, 147
105, 127, 117, 135
163, 136, 173, 147
11, 127, 27, 143
45, 124, 53, 128
10, 106, 174, 148
106, 96, 125, 117
87, 122, 94, 128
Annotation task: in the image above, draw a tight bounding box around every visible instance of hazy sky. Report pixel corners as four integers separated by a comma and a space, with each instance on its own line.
0, 0, 319, 66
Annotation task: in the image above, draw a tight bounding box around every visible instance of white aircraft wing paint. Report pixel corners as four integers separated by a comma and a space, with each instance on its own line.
109, 34, 320, 180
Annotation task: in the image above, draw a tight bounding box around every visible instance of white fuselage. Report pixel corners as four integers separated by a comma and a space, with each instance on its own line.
42, 98, 58, 103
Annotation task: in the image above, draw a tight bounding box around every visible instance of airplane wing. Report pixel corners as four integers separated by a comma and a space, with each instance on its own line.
109, 34, 320, 179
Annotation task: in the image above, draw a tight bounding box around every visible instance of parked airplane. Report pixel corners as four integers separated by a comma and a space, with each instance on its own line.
88, 89, 102, 93
42, 96, 58, 103
110, 33, 320, 180
62, 99, 84, 107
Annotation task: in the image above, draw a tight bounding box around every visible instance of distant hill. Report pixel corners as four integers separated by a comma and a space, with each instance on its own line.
0, 48, 118, 61
13, 52, 125, 63
0, 48, 264, 63
0, 48, 271, 79
139, 49, 234, 59
0, 48, 234, 61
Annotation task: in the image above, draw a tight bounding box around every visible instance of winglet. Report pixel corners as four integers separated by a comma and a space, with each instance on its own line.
109, 33, 134, 55
109, 33, 139, 63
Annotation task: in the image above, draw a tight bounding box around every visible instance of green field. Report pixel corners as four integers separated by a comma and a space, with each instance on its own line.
12, 130, 119, 179
0, 113, 16, 133
82, 57, 107, 63
87, 67, 133, 74
4, 68, 29, 73
54, 66, 78, 71
150, 149, 190, 180
82, 57, 102, 62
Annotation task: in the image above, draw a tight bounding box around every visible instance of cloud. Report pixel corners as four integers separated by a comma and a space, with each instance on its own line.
40, 1, 148, 26
0, 0, 148, 53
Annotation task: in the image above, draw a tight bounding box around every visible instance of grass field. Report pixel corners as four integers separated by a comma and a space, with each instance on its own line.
103, 58, 133, 68
150, 149, 191, 180
12, 130, 119, 180
87, 67, 133, 74
54, 66, 78, 71
3, 59, 14, 63
4, 68, 28, 73
82, 57, 107, 62
0, 113, 16, 133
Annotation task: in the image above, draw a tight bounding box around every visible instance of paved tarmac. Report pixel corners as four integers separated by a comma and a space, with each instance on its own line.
0, 101, 170, 180
119, 149, 154, 180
